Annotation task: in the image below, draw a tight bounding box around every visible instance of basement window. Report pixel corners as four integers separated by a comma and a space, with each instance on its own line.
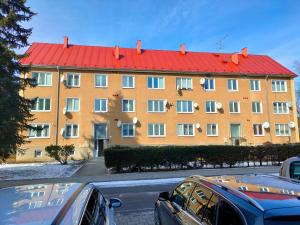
34, 150, 42, 158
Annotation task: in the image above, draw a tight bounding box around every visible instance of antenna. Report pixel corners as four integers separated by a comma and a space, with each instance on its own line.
216, 34, 228, 52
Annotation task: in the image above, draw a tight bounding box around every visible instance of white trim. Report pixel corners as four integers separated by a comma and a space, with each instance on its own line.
176, 123, 195, 136
66, 97, 80, 112
228, 79, 239, 92
147, 99, 166, 113
251, 101, 263, 114
176, 77, 193, 90
147, 76, 165, 89
205, 100, 217, 113
95, 74, 108, 88
206, 123, 218, 136
66, 73, 80, 87
64, 123, 79, 138
204, 78, 215, 91
121, 123, 135, 138
94, 98, 108, 113
122, 75, 135, 88
28, 123, 51, 139
250, 79, 261, 92
31, 71, 52, 86
271, 80, 287, 93
31, 97, 51, 112
229, 101, 240, 113
122, 99, 135, 112
275, 123, 291, 136
176, 100, 194, 113
272, 101, 289, 114
147, 123, 166, 137
253, 123, 265, 136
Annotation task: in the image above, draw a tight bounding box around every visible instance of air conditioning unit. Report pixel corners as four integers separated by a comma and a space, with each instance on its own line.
262, 122, 270, 129
133, 117, 138, 124
63, 107, 67, 115
200, 78, 205, 85
117, 120, 122, 128
194, 102, 199, 108
195, 123, 200, 129
289, 121, 296, 129
216, 102, 223, 110
60, 128, 65, 136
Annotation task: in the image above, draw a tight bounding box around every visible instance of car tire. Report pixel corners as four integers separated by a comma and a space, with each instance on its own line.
154, 207, 161, 225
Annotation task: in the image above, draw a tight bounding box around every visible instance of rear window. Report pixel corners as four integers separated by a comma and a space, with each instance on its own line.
290, 161, 300, 180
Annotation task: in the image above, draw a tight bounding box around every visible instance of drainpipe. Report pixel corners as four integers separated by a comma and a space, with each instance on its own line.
55, 66, 61, 145
264, 75, 272, 142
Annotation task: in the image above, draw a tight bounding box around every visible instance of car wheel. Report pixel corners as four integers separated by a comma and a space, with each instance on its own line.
154, 207, 161, 225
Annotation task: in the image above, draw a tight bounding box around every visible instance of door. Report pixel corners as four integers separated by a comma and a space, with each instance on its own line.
95, 139, 104, 157
230, 124, 241, 146
94, 124, 108, 157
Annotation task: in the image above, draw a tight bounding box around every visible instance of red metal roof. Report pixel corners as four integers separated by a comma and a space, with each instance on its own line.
20, 42, 296, 77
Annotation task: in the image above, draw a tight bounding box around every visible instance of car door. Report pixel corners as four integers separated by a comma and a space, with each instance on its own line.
159, 181, 196, 225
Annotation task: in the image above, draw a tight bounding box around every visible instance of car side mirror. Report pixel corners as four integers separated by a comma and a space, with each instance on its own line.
158, 191, 170, 201
109, 198, 122, 208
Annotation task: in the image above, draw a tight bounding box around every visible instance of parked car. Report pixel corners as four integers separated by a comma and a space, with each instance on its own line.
280, 156, 300, 179
0, 182, 122, 225
155, 174, 300, 225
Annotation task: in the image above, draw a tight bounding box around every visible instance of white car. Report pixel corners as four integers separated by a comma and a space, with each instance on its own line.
280, 156, 300, 179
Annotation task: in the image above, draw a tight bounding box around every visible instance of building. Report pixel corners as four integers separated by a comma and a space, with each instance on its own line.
18, 37, 299, 161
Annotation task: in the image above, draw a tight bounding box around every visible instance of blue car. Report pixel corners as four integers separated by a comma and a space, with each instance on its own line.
0, 182, 122, 225
155, 175, 300, 225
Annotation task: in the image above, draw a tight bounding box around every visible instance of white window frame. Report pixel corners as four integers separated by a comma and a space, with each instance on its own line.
122, 75, 135, 88
147, 76, 165, 89
250, 80, 260, 91
32, 72, 52, 86
206, 123, 218, 136
205, 101, 217, 113
31, 98, 51, 112
253, 124, 264, 136
176, 77, 193, 90
204, 78, 215, 91
34, 149, 42, 158
147, 100, 166, 113
176, 100, 194, 113
273, 102, 289, 114
275, 124, 291, 136
228, 79, 238, 91
272, 80, 287, 92
66, 98, 80, 112
28, 124, 50, 139
229, 101, 240, 113
94, 98, 108, 113
176, 123, 195, 136
64, 124, 79, 138
95, 74, 108, 88
66, 73, 80, 87
148, 123, 166, 137
252, 101, 263, 114
121, 123, 135, 138
122, 99, 135, 112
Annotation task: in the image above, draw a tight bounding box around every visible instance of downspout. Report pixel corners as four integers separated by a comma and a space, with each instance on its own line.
55, 66, 61, 145
264, 75, 272, 142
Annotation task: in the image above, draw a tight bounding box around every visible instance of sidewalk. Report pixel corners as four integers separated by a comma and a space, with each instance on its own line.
72, 157, 107, 177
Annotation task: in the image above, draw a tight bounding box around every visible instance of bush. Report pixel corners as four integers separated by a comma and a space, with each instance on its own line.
45, 144, 75, 165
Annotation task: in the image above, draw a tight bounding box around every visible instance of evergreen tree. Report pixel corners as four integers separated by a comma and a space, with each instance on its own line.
0, 0, 35, 162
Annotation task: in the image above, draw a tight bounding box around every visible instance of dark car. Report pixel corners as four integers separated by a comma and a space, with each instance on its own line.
0, 182, 121, 225
155, 175, 300, 225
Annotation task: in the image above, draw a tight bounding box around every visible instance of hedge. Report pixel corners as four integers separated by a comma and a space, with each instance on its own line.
104, 144, 300, 172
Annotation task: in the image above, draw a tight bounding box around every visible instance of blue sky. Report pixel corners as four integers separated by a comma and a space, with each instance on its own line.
25, 0, 300, 75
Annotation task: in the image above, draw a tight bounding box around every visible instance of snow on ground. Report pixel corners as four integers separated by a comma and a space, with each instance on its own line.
0, 161, 84, 180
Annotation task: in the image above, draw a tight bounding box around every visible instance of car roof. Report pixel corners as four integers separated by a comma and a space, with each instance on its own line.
190, 174, 300, 211
0, 182, 85, 225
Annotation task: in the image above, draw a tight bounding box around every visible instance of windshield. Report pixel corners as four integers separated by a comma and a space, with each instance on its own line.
290, 161, 300, 180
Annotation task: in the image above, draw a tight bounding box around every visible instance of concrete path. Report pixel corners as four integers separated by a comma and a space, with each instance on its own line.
72, 157, 107, 177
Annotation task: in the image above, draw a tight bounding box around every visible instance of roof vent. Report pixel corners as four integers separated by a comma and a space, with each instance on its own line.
180, 44, 186, 55
242, 47, 248, 57
231, 53, 239, 65
137, 40, 142, 55
63, 36, 68, 48
114, 45, 120, 60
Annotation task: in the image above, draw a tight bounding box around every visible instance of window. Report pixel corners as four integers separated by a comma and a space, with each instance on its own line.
65, 124, 79, 138
148, 123, 165, 137
28, 201, 43, 209
217, 200, 244, 225
48, 198, 64, 206
172, 182, 195, 208
94, 99, 107, 112
32, 72, 52, 86
205, 101, 216, 113
273, 102, 288, 114
66, 98, 80, 112
121, 123, 135, 137
122, 75, 135, 88
228, 79, 238, 91
34, 150, 42, 158
272, 80, 287, 92
31, 98, 51, 111
252, 101, 262, 113
66, 73, 80, 87
122, 99, 135, 112
229, 101, 240, 113
275, 124, 290, 136
147, 76, 164, 89
176, 77, 192, 90
176, 100, 193, 113
253, 124, 264, 136
148, 100, 165, 112
250, 80, 260, 91
29, 124, 50, 138
204, 78, 215, 91
290, 161, 300, 180
177, 124, 194, 136
207, 124, 218, 136
31, 191, 45, 197
95, 74, 108, 87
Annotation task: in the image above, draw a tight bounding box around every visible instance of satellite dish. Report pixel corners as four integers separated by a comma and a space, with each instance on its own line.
262, 122, 270, 129
164, 100, 168, 107
117, 120, 122, 128
24, 73, 28, 79
195, 123, 200, 129
63, 107, 67, 115
289, 121, 295, 128
133, 117, 138, 124
200, 78, 205, 85
216, 102, 223, 109
60, 75, 65, 83
287, 101, 292, 108
194, 102, 199, 108
60, 128, 64, 136
176, 85, 181, 90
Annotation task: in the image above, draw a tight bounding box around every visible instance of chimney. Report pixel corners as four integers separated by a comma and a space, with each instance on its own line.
242, 47, 248, 57
180, 44, 185, 55
114, 45, 120, 60
63, 36, 68, 48
137, 40, 142, 55
231, 53, 239, 65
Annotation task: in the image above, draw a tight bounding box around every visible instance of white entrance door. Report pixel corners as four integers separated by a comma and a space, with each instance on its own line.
94, 124, 108, 157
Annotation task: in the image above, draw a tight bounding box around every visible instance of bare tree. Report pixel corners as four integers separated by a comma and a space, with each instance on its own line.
294, 60, 300, 116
